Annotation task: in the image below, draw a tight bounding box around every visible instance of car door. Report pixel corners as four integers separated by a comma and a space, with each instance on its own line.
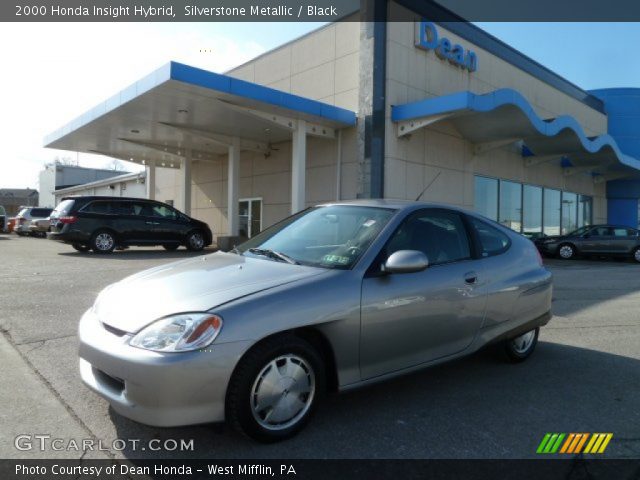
609, 227, 639, 254
360, 208, 487, 380
111, 201, 151, 243
579, 226, 612, 253
147, 202, 187, 243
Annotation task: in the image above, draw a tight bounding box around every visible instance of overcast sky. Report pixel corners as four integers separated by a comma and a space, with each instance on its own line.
1, 22, 639, 191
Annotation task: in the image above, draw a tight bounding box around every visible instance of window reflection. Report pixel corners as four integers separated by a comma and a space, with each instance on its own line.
561, 192, 578, 235
498, 180, 522, 232
474, 176, 498, 221
523, 185, 542, 238
473, 176, 591, 236
543, 189, 561, 236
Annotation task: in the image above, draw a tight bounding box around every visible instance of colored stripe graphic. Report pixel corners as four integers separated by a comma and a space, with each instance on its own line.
584, 433, 614, 454
538, 433, 613, 454
537, 433, 565, 453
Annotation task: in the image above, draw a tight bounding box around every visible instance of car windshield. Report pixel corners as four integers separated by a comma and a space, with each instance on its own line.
567, 226, 592, 237
236, 205, 396, 269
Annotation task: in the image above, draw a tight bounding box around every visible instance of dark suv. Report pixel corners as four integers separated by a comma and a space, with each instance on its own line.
47, 196, 213, 253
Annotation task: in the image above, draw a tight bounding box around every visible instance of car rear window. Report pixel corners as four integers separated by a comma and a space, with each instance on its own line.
52, 199, 76, 216
30, 208, 53, 218
469, 217, 511, 257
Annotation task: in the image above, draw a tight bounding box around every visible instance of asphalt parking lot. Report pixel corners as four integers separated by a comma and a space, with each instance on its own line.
1, 233, 639, 459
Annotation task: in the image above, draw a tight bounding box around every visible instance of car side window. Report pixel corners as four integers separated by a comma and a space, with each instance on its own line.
468, 217, 511, 257
111, 202, 135, 216
82, 201, 110, 214
612, 228, 635, 237
386, 209, 471, 265
591, 227, 610, 236
150, 204, 178, 220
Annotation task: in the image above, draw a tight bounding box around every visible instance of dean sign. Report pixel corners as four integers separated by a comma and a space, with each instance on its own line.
415, 20, 478, 72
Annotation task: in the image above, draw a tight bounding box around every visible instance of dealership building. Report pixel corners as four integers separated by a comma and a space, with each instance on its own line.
45, 2, 640, 245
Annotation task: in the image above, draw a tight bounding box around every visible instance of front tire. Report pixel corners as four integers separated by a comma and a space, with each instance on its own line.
185, 230, 205, 252
226, 335, 325, 443
503, 327, 539, 363
557, 243, 576, 260
91, 230, 116, 254
632, 247, 640, 263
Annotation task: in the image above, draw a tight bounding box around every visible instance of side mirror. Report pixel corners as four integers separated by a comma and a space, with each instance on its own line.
382, 250, 429, 274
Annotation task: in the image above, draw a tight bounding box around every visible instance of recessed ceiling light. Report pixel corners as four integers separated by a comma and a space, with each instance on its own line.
142, 160, 146, 165
162, 162, 166, 167
129, 157, 133, 161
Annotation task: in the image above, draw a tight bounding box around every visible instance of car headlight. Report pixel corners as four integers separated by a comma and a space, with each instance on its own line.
129, 313, 223, 352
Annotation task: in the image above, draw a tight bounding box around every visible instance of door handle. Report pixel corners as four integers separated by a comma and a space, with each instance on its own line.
464, 271, 478, 284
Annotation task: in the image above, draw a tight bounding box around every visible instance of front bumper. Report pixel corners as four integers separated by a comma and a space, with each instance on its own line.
535, 242, 559, 255
78, 309, 251, 427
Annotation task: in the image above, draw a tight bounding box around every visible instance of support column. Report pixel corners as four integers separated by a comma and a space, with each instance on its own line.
291, 119, 307, 213
228, 137, 240, 236
181, 155, 192, 216
146, 162, 156, 200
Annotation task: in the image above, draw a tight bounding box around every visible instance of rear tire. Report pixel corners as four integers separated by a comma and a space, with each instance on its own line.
163, 244, 180, 251
90, 230, 116, 254
185, 230, 205, 252
503, 327, 539, 363
72, 244, 90, 252
632, 247, 640, 263
226, 335, 325, 443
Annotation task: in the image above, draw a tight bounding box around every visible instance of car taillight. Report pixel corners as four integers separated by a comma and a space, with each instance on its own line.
59, 216, 77, 224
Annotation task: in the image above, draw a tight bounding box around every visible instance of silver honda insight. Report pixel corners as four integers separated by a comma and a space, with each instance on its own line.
78, 200, 552, 442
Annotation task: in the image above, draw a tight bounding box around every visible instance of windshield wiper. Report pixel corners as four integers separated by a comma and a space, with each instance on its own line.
248, 248, 299, 265
230, 247, 242, 255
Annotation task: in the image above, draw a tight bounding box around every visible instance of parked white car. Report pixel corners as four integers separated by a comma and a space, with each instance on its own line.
14, 207, 53, 236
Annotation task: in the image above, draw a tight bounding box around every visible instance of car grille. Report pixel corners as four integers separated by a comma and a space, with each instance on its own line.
93, 367, 125, 393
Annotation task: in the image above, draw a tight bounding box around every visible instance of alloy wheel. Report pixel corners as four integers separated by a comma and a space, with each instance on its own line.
95, 233, 114, 251
188, 232, 204, 250
559, 245, 574, 259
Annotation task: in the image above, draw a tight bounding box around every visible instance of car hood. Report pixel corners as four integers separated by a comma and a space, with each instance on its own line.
535, 235, 563, 243
93, 251, 325, 333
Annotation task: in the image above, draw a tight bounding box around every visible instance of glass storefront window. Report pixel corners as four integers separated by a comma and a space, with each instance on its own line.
499, 180, 522, 232
473, 176, 591, 237
474, 176, 498, 221
561, 192, 578, 235
543, 189, 561, 236
523, 185, 542, 238
578, 195, 592, 228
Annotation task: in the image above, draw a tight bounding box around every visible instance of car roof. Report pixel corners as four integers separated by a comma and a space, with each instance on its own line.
60, 196, 160, 202
316, 198, 471, 213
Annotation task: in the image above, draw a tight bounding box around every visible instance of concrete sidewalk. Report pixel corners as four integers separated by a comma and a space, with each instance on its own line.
0, 333, 108, 459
